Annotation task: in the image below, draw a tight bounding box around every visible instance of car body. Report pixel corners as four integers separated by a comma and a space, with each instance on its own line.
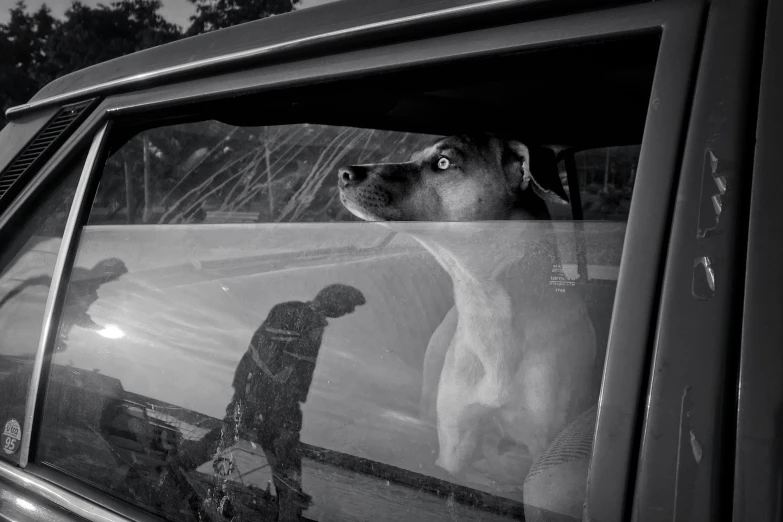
0, 0, 781, 520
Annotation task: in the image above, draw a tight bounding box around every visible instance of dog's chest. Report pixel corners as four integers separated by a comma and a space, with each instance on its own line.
452, 282, 519, 352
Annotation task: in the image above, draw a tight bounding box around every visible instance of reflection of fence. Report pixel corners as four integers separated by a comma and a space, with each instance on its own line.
299, 443, 526, 520
122, 230, 403, 288
146, 409, 212, 442
196, 439, 526, 520
128, 390, 526, 520
195, 230, 400, 277
123, 391, 222, 435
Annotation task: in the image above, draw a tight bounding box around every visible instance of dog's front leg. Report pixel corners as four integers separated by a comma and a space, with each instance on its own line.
420, 305, 458, 422
434, 341, 494, 475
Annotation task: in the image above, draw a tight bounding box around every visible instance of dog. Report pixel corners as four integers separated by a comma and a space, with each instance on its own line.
337, 134, 598, 480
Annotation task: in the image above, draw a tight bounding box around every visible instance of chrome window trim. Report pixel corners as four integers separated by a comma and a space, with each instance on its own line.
19, 122, 111, 467
4, 0, 538, 120
0, 460, 131, 522
102, 1, 667, 118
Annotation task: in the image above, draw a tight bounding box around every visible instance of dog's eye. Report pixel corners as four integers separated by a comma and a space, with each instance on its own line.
436, 157, 451, 170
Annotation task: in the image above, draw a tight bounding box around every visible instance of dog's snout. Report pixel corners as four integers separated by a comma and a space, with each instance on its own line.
338, 166, 367, 186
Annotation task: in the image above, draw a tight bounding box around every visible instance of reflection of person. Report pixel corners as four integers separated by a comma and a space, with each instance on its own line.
205, 284, 366, 521
0, 258, 128, 351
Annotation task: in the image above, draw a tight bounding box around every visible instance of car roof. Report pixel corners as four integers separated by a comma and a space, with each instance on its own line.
9, 0, 632, 119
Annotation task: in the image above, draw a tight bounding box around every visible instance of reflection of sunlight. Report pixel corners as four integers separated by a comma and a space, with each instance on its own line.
382, 409, 425, 425
97, 324, 125, 339
15, 498, 36, 511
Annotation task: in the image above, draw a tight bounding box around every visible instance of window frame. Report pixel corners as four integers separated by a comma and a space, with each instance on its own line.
0, 1, 706, 520
17, 121, 111, 469
732, 1, 783, 520
630, 0, 768, 518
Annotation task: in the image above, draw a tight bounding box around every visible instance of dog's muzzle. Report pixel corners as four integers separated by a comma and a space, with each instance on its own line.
338, 164, 400, 221
338, 166, 369, 188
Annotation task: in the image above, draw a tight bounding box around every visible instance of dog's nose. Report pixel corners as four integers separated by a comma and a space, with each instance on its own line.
338, 166, 367, 186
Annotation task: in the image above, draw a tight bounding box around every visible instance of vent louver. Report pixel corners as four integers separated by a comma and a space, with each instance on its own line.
0, 99, 95, 203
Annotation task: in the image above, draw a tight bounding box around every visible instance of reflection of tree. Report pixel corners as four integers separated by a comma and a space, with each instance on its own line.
264, 126, 275, 218
122, 151, 136, 224
276, 126, 372, 222
91, 124, 641, 225
577, 146, 639, 190
574, 145, 639, 221
143, 135, 153, 223
93, 124, 434, 226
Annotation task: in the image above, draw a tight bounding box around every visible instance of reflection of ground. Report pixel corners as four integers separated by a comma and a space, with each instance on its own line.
49, 222, 626, 520
39, 424, 197, 522
40, 419, 525, 521
195, 440, 523, 522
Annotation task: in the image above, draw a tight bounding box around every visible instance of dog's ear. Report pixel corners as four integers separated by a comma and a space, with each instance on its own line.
506, 141, 569, 206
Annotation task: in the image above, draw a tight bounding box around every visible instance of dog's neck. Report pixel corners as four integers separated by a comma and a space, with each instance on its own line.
394, 221, 564, 408
389, 221, 559, 299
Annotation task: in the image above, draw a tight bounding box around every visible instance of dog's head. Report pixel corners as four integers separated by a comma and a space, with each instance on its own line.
338, 134, 569, 222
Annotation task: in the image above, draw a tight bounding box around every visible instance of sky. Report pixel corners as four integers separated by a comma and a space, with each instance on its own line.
0, 0, 339, 29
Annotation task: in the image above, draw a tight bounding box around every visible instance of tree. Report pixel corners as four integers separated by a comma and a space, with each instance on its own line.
39, 0, 182, 88
1, 0, 304, 128
1, 0, 182, 127
186, 0, 299, 35
0, 2, 57, 114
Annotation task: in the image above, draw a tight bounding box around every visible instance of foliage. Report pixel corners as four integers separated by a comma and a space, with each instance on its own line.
0, 0, 639, 224
0, 1, 57, 114
0, 0, 297, 126
91, 122, 436, 225
40, 0, 181, 85
186, 0, 299, 35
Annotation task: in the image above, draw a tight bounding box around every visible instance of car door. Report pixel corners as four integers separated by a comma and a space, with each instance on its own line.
732, 1, 783, 521
628, 0, 767, 520
0, 1, 708, 520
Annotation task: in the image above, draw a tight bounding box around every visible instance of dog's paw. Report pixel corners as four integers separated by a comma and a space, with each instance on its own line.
479, 435, 533, 486
434, 454, 463, 476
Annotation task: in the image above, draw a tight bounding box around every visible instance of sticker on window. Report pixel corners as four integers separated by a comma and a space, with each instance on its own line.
2, 419, 21, 455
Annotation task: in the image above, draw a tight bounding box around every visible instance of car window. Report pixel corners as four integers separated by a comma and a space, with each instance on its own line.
36, 40, 656, 521
88, 122, 437, 227
574, 147, 638, 221
547, 146, 639, 221
0, 159, 82, 464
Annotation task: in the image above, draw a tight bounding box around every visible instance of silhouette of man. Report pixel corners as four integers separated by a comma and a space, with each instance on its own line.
0, 258, 128, 351
202, 283, 366, 521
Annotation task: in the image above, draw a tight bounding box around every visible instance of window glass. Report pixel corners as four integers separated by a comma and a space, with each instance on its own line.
37, 124, 632, 521
88, 123, 436, 226
37, 38, 657, 521
547, 146, 640, 221
574, 146, 639, 221
0, 159, 82, 463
